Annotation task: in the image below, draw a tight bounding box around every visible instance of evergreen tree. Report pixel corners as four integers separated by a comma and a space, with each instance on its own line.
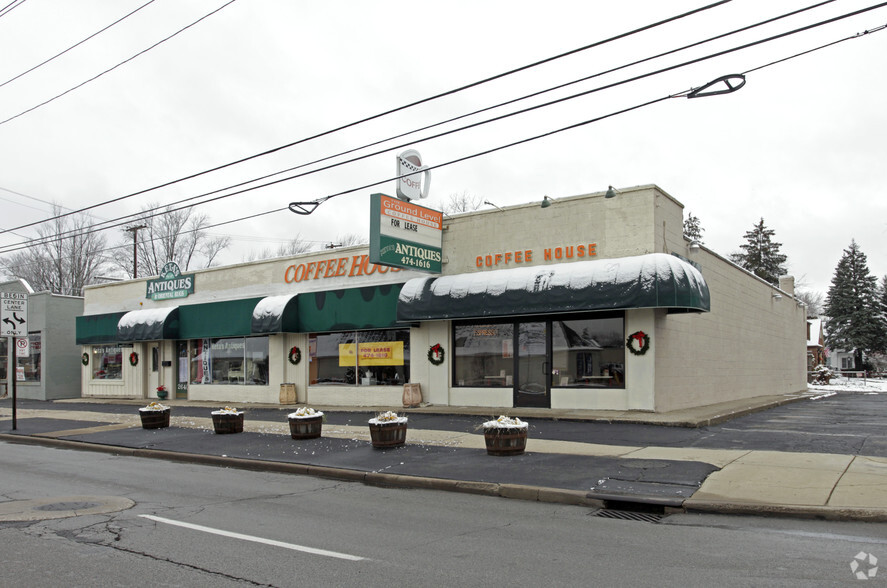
683, 212, 704, 243
880, 275, 887, 314
729, 218, 788, 285
824, 241, 887, 370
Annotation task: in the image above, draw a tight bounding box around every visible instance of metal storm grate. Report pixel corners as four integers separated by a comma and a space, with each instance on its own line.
590, 508, 665, 523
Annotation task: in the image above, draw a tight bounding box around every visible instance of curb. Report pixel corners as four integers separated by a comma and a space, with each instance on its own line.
0, 433, 605, 509
682, 499, 887, 522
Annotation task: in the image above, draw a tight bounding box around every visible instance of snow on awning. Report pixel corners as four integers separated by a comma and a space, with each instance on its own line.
397, 253, 710, 322
251, 294, 299, 334
117, 306, 179, 342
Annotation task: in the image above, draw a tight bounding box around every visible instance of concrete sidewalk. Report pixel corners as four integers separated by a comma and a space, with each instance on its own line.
3, 395, 887, 522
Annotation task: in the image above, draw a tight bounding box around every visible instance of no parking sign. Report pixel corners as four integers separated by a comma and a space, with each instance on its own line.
15, 337, 29, 357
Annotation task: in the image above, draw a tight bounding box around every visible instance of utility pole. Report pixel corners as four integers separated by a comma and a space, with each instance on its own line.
125, 225, 147, 278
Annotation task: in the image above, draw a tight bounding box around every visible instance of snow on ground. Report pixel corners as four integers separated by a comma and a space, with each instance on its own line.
808, 376, 887, 394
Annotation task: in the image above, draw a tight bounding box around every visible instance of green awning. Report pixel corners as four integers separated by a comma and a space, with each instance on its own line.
178, 298, 263, 339
251, 295, 299, 334
397, 253, 710, 322
117, 307, 179, 342
297, 285, 402, 332
76, 312, 127, 345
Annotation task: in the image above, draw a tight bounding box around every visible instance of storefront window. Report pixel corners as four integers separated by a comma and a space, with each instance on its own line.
453, 323, 514, 387
309, 329, 409, 386
552, 318, 624, 387
92, 346, 123, 380
189, 337, 269, 385
17, 332, 41, 382
453, 315, 625, 389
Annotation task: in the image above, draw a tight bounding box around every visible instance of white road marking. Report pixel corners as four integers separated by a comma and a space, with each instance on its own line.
139, 514, 366, 561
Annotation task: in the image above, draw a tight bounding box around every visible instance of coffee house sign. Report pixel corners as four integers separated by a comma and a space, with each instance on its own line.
146, 262, 195, 301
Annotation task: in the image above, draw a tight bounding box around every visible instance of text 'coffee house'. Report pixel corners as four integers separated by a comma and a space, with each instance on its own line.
76, 185, 806, 413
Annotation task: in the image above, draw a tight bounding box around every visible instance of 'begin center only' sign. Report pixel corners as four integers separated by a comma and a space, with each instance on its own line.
1, 291, 28, 337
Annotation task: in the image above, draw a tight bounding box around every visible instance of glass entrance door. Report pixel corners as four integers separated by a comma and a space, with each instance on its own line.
176, 341, 188, 399
515, 322, 550, 408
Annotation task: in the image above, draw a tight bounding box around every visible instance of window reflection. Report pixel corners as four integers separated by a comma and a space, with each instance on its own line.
453, 324, 513, 387
309, 329, 410, 386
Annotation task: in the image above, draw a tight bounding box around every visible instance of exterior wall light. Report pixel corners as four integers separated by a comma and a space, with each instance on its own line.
772, 293, 783, 301
605, 185, 620, 199
483, 200, 504, 211
688, 240, 701, 253
540, 196, 554, 208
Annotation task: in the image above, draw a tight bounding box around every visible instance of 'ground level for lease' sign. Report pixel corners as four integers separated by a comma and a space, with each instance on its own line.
369, 193, 442, 273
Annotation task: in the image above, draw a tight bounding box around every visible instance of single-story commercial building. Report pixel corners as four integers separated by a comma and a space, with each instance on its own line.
1, 279, 84, 400
76, 185, 807, 412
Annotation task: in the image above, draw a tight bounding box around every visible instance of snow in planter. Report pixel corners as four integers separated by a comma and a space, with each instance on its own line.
288, 407, 323, 419
139, 402, 169, 412
212, 406, 243, 415
369, 411, 407, 425
483, 415, 528, 429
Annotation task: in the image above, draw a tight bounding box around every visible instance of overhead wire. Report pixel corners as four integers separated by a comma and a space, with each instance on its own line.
0, 0, 27, 19
0, 0, 733, 234
0, 0, 239, 127
0, 0, 158, 90
1, 2, 879, 275
2, 2, 886, 256
0, 0, 861, 251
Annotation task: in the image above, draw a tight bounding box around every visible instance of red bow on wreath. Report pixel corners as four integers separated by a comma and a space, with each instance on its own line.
430, 343, 442, 356
631, 331, 646, 345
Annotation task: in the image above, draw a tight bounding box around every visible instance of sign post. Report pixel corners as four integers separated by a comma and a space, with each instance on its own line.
2, 291, 28, 431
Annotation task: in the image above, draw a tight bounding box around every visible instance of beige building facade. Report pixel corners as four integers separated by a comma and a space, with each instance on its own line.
76, 185, 807, 412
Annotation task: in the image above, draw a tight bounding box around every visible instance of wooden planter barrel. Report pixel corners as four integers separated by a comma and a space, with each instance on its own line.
138, 408, 170, 430
288, 415, 323, 439
212, 413, 244, 434
484, 427, 528, 456
368, 422, 407, 448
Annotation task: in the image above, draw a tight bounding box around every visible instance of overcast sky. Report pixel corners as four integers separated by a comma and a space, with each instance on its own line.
1, 0, 885, 299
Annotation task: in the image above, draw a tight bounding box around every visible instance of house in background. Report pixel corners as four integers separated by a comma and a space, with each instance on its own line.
806, 317, 825, 375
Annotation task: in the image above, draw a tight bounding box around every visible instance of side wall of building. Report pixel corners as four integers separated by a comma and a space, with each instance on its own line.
42, 294, 84, 400
653, 247, 808, 412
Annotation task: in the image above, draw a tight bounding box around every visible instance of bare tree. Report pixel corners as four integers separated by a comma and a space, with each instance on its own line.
2, 205, 110, 295
114, 204, 231, 278
439, 191, 482, 214
242, 234, 314, 262
332, 233, 368, 248
796, 289, 824, 318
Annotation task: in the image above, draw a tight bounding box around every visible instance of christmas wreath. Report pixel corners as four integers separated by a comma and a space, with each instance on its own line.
428, 343, 445, 366
626, 331, 650, 356
129, 351, 139, 366
81, 352, 89, 366
288, 346, 302, 365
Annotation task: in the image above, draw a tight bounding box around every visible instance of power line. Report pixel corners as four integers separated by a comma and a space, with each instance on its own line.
0, 0, 732, 235
2, 2, 885, 255
0, 0, 158, 90
0, 0, 238, 127
0, 1, 841, 249
0, 7, 879, 271
0, 0, 27, 19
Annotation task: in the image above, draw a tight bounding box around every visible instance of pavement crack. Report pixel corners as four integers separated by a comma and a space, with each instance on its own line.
825, 455, 855, 506
97, 542, 278, 587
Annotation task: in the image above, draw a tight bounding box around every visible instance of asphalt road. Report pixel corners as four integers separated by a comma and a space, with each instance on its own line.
3, 441, 887, 587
